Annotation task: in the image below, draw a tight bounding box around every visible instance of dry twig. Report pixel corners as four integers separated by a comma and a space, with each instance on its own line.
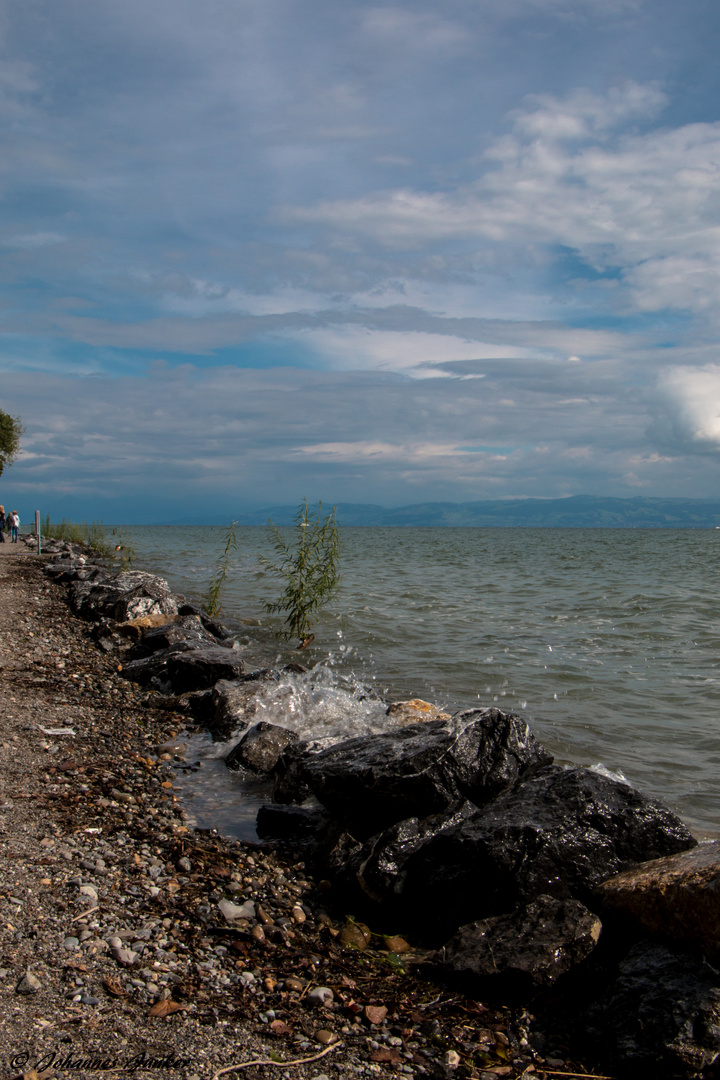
210, 1041, 340, 1080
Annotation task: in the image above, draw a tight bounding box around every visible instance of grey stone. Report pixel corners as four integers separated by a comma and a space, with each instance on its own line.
307, 986, 334, 1007
218, 898, 256, 922
16, 971, 41, 994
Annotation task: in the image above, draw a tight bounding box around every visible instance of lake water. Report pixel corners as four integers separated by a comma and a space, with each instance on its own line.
120, 525, 720, 841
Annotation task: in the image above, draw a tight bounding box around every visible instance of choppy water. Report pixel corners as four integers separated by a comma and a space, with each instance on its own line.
119, 525, 720, 840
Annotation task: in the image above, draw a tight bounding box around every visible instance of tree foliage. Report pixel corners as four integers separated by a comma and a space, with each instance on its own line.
0, 410, 23, 476
262, 499, 340, 643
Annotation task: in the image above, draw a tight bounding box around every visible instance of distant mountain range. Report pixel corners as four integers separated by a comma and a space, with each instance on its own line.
173, 496, 720, 528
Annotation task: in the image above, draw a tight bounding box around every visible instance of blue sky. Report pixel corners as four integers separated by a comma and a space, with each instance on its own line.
3, 0, 720, 520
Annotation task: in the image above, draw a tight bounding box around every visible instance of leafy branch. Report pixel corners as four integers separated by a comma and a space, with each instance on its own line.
203, 520, 238, 617
262, 499, 340, 645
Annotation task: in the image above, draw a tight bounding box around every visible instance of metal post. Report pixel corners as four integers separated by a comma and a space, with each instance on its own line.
35, 510, 41, 555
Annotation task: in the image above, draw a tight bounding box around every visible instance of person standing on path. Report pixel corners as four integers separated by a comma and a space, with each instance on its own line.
0, 506, 5, 543
9, 511, 19, 543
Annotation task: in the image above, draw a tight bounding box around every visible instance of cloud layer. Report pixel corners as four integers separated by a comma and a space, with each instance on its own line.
2, 0, 720, 516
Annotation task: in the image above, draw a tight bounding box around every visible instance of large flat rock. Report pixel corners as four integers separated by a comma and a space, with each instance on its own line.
598, 841, 720, 957
120, 644, 245, 693
292, 708, 553, 837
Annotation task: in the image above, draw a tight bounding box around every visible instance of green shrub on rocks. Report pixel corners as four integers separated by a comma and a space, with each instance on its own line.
203, 520, 238, 617
262, 498, 340, 645
41, 516, 135, 565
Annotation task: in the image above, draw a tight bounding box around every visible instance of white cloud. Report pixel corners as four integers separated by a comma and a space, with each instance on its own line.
284, 82, 720, 320
660, 366, 720, 446
6, 232, 67, 249
291, 327, 534, 374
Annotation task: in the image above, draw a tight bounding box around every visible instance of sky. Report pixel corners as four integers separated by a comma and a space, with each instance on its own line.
3, 0, 720, 521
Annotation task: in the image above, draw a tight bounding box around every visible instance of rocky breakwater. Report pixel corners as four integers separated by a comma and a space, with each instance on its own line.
252, 707, 720, 1077
41, 539, 720, 1078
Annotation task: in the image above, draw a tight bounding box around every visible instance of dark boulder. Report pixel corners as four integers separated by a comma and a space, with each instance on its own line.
583, 941, 720, 1078
126, 615, 219, 659
350, 801, 478, 905
272, 736, 342, 805
396, 765, 696, 940
256, 803, 334, 843
120, 644, 245, 693
177, 603, 235, 640
225, 722, 300, 774
68, 570, 178, 623
205, 672, 281, 738
290, 709, 553, 837
435, 894, 602, 1000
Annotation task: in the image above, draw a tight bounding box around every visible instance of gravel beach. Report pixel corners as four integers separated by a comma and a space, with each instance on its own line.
0, 540, 594, 1080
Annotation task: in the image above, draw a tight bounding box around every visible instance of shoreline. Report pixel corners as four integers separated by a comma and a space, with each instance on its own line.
0, 541, 578, 1080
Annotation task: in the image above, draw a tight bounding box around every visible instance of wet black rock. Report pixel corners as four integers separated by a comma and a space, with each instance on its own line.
205, 671, 280, 737
225, 721, 300, 774
177, 603, 235, 640
345, 801, 477, 905
272, 736, 342, 805
126, 615, 219, 659
397, 766, 696, 940
256, 803, 333, 842
120, 644, 245, 693
584, 941, 720, 1078
289, 709, 553, 838
435, 894, 602, 1000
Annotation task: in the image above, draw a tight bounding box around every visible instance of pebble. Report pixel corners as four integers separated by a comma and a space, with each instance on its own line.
443, 1050, 461, 1067
307, 986, 334, 1007
315, 1029, 338, 1045
218, 898, 255, 922
16, 971, 42, 994
113, 947, 139, 966
62, 936, 80, 949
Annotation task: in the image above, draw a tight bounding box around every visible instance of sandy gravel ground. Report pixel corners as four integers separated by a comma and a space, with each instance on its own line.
0, 540, 593, 1080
